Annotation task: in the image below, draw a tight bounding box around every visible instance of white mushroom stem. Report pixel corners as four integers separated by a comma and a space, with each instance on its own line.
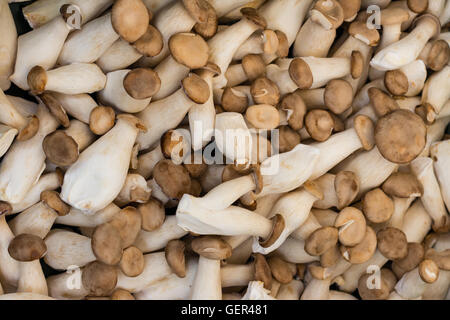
46, 269, 89, 300
152, 56, 189, 101
208, 0, 253, 17
233, 30, 275, 61
9, 202, 58, 239
394, 60, 427, 96
352, 78, 386, 111
61, 115, 143, 214
395, 267, 433, 299
51, 93, 98, 124
420, 116, 450, 157
0, 125, 17, 158
146, 179, 171, 206
266, 64, 298, 96
6, 95, 38, 117
227, 237, 254, 264
290, 211, 323, 240
16, 260, 48, 296
133, 215, 188, 253
421, 65, 450, 116
0, 293, 55, 300
0, 105, 59, 204
10, 14, 72, 90
427, 0, 446, 17
0, 216, 19, 286
371, 15, 440, 71
411, 157, 449, 230
387, 196, 416, 230
423, 271, 450, 300
276, 280, 304, 300
313, 174, 339, 209
430, 140, 450, 212
190, 256, 222, 300
275, 237, 320, 264
55, 203, 120, 228
0, 0, 16, 91
328, 290, 357, 300
0, 89, 30, 133
96, 38, 142, 73
134, 145, 165, 179
116, 252, 172, 293
221, 263, 254, 288
294, 18, 336, 58
241, 281, 276, 300
440, 0, 450, 25
301, 278, 331, 300
64, 120, 95, 152
115, 173, 152, 207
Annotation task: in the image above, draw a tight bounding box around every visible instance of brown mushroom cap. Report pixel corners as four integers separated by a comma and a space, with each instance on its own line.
381, 172, 423, 198
8, 234, 47, 262
169, 33, 209, 69
427, 40, 450, 71
43, 130, 79, 167
305, 226, 339, 256
242, 55, 266, 82
324, 79, 353, 115
425, 248, 450, 271
221, 87, 248, 113
337, 0, 361, 21
184, 152, 208, 178
380, 6, 410, 25
153, 160, 192, 200
221, 165, 243, 182
320, 244, 341, 268
348, 21, 380, 46
351, 50, 364, 79
137, 198, 165, 232
279, 90, 307, 131
191, 236, 232, 260
384, 69, 408, 96
375, 110, 426, 164
165, 239, 186, 278
189, 179, 202, 197
335, 171, 360, 209
335, 207, 367, 247
407, 0, 429, 13
267, 256, 293, 284
193, 1, 218, 39
261, 30, 279, 55
368, 87, 399, 117
418, 259, 439, 283
27, 65, 47, 95
259, 214, 285, 248
161, 130, 185, 160
362, 188, 394, 224
392, 242, 425, 276
240, 7, 267, 29
41, 190, 70, 216
119, 246, 145, 277
123, 68, 161, 100
377, 227, 408, 260
111, 289, 135, 300
182, 0, 209, 23
250, 77, 280, 106
182, 73, 210, 104
82, 261, 118, 297
111, 0, 150, 43
245, 104, 280, 130
91, 223, 123, 266
340, 226, 377, 264
108, 206, 142, 248
274, 30, 289, 58
0, 201, 12, 216
40, 93, 70, 128
17, 115, 39, 142
305, 109, 334, 142
89, 106, 115, 136
254, 253, 272, 289
358, 268, 395, 300
278, 126, 301, 153
289, 58, 313, 90
133, 25, 163, 57
311, 0, 344, 29
353, 115, 375, 151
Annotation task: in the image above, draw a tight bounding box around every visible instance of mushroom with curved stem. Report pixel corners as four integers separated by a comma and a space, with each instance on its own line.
55, 203, 120, 228
8, 234, 48, 295
98, 68, 161, 113
115, 174, 152, 207
0, 0, 16, 91
0, 203, 20, 287
394, 259, 440, 299
0, 104, 58, 204
430, 140, 450, 212
10, 11, 73, 90
384, 60, 427, 97
421, 65, 450, 122
28, 63, 107, 96
58, 0, 150, 65
371, 14, 441, 71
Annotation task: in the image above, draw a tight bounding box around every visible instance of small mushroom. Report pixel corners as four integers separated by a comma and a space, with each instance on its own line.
335, 207, 367, 247
382, 172, 423, 198
304, 227, 339, 256
340, 226, 377, 264
165, 239, 186, 278
137, 198, 166, 232
362, 188, 395, 224
191, 236, 232, 260
91, 223, 123, 266
82, 261, 118, 297
377, 227, 408, 260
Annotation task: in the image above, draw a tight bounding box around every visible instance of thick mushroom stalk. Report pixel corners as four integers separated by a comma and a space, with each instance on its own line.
241, 281, 276, 300
190, 256, 222, 300
371, 14, 441, 71
0, 206, 20, 287
421, 65, 450, 119
384, 60, 427, 97
394, 260, 440, 299
61, 115, 146, 214
0, 0, 17, 91
430, 140, 450, 212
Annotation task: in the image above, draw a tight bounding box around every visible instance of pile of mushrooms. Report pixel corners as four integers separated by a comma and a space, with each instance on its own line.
0, 0, 448, 301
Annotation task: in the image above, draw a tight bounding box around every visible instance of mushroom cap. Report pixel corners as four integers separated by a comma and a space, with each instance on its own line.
17, 115, 40, 142
240, 7, 267, 29
337, 0, 361, 21
89, 106, 115, 136
358, 269, 393, 300
267, 256, 293, 284
119, 246, 145, 277
418, 259, 440, 283
381, 172, 423, 198
111, 289, 135, 300
311, 0, 344, 30
161, 130, 186, 160
320, 245, 341, 268
245, 104, 280, 130
348, 21, 380, 46
8, 234, 47, 262
27, 66, 47, 95
181, 0, 209, 23
165, 239, 186, 278
427, 40, 450, 72
351, 50, 364, 79
274, 30, 289, 58
0, 201, 12, 216
362, 188, 394, 224
41, 190, 70, 216
242, 55, 266, 82
137, 198, 165, 232
340, 226, 377, 264
250, 77, 280, 106
407, 0, 429, 13
108, 206, 142, 248
305, 109, 334, 142
111, 0, 150, 43
254, 253, 272, 289
305, 226, 339, 256
425, 248, 450, 271
184, 152, 208, 178
280, 90, 307, 131
335, 207, 367, 247
91, 223, 123, 266
261, 30, 279, 55
221, 87, 249, 113
368, 87, 399, 117
384, 69, 408, 96
377, 227, 408, 260
375, 110, 426, 164
133, 25, 163, 57
259, 214, 285, 248
169, 33, 209, 69
82, 261, 118, 297
380, 6, 410, 25
189, 179, 202, 197
40, 93, 70, 128
191, 236, 232, 260
123, 68, 161, 100
353, 115, 375, 151
153, 159, 192, 200
324, 79, 353, 115
182, 73, 210, 104
43, 130, 79, 167
392, 242, 425, 275
289, 58, 313, 90
334, 171, 360, 209
278, 126, 301, 153
193, 1, 218, 39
